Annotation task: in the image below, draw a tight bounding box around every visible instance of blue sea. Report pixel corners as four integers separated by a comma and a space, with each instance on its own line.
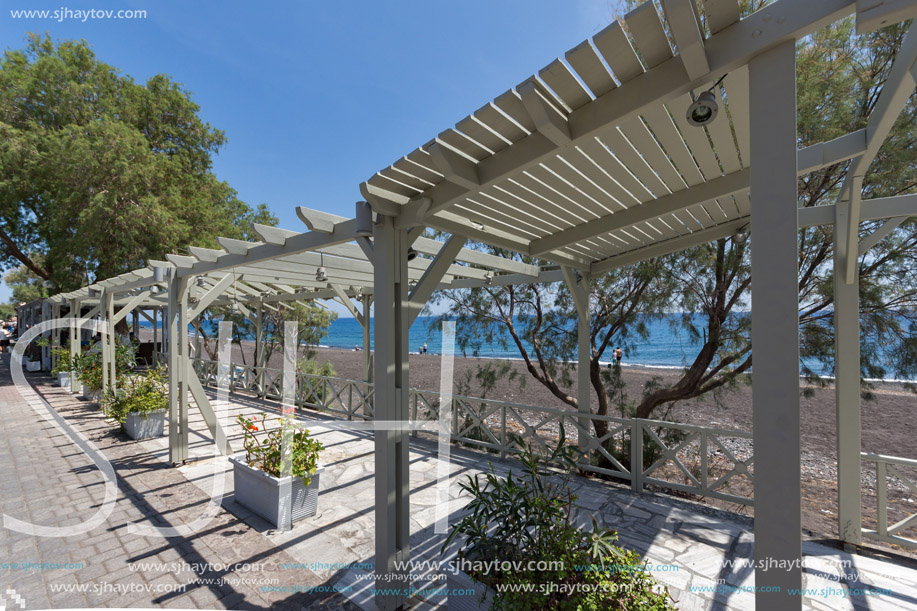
141, 314, 913, 381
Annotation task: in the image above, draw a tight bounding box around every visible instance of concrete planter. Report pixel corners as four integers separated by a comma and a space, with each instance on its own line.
124, 411, 165, 440
230, 455, 322, 529
24, 359, 41, 372
81, 383, 91, 400
81, 384, 101, 403
57, 372, 71, 388
447, 571, 494, 610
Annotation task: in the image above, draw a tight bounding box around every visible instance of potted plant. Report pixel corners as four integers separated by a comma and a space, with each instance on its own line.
22, 339, 42, 372
442, 430, 676, 610
230, 413, 324, 529
77, 351, 104, 402
101, 367, 168, 440
76, 342, 137, 403
49, 345, 77, 389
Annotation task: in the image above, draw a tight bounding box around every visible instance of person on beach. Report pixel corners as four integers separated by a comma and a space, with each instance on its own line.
0, 324, 9, 353
614, 347, 623, 366
423, 342, 428, 354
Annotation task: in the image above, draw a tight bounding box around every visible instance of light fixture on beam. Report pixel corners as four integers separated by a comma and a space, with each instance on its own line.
484, 272, 494, 285
686, 75, 726, 127
407, 247, 418, 261
316, 251, 328, 283
733, 225, 750, 246
196, 277, 207, 288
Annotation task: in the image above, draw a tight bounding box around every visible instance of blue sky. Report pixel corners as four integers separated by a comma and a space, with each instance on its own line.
1, 0, 624, 314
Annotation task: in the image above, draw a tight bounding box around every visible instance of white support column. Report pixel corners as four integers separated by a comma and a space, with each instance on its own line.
835, 224, 863, 547
51, 303, 61, 372
362, 294, 373, 417
373, 215, 411, 611
562, 267, 591, 454
167, 272, 189, 465
750, 40, 802, 608
107, 292, 117, 390
153, 307, 159, 362
70, 299, 80, 393
362, 295, 373, 381
254, 300, 265, 398
101, 291, 111, 393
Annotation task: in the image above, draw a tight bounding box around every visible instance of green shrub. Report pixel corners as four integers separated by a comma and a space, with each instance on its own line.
76, 342, 137, 391
102, 367, 168, 425
443, 429, 675, 610
296, 358, 336, 406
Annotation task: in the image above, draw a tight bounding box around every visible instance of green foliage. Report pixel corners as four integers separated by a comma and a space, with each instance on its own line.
102, 367, 168, 425
296, 358, 336, 406
49, 344, 76, 376
3, 263, 48, 304
236, 412, 324, 486
74, 342, 136, 391
443, 433, 674, 610
0, 34, 277, 290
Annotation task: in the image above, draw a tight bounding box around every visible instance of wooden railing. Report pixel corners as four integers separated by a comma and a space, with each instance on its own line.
862, 453, 917, 549
185, 357, 757, 505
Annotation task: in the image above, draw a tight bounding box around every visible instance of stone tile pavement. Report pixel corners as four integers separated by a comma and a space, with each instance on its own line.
0, 355, 359, 610
3, 355, 917, 610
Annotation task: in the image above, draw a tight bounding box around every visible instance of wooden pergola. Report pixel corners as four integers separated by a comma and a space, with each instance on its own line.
42, 0, 917, 608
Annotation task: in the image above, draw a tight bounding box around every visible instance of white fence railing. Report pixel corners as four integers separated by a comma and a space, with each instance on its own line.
862, 453, 917, 549
184, 358, 756, 505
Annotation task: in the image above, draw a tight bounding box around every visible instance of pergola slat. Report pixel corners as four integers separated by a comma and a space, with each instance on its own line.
565, 41, 617, 98
625, 0, 674, 70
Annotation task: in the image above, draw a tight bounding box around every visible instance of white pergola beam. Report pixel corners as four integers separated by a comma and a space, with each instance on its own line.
329, 283, 364, 326
664, 0, 710, 80
590, 219, 747, 274
176, 219, 359, 278
858, 216, 909, 255
796, 129, 867, 174
390, 0, 857, 227
407, 235, 466, 324
187, 274, 235, 321
518, 79, 571, 146
296, 207, 336, 233
110, 292, 149, 326
857, 0, 917, 34
838, 22, 917, 282
531, 169, 749, 256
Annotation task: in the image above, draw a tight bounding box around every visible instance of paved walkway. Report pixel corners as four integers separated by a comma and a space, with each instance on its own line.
2, 357, 917, 610
0, 356, 357, 610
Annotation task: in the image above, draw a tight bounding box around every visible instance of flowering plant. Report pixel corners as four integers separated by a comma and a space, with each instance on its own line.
236, 413, 323, 486
102, 367, 168, 425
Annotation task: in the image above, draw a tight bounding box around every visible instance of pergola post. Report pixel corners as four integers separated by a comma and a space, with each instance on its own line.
835, 224, 863, 547
750, 40, 802, 608
51, 302, 61, 372
152, 306, 159, 362
372, 214, 411, 611
254, 300, 265, 398
70, 298, 80, 393
562, 268, 592, 454
101, 290, 112, 393
168, 272, 190, 465
41, 300, 51, 371
362, 294, 373, 416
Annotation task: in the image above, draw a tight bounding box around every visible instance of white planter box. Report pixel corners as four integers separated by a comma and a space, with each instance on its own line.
447, 571, 494, 610
24, 359, 40, 372
124, 411, 165, 440
230, 455, 322, 529
57, 372, 71, 388
81, 383, 91, 400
